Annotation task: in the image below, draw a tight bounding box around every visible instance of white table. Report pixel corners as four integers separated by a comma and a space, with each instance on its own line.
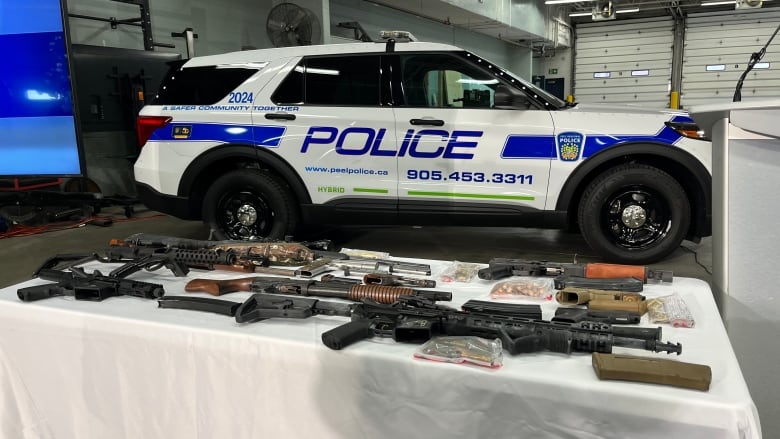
0, 259, 761, 439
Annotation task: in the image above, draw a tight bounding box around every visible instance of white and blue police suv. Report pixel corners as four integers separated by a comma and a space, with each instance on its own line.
133, 32, 712, 264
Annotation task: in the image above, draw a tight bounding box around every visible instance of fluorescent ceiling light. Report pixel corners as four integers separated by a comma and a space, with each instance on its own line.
569, 11, 592, 16
616, 7, 640, 12
701, 0, 734, 5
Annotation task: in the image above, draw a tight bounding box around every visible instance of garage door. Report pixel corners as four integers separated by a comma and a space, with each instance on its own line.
574, 17, 674, 107
681, 9, 780, 107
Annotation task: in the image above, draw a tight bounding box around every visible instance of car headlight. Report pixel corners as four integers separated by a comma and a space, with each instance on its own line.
665, 121, 710, 141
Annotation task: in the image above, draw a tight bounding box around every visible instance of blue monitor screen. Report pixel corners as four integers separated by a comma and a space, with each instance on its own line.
0, 0, 82, 176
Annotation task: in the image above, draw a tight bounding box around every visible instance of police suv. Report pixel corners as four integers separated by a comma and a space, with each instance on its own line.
134, 31, 712, 264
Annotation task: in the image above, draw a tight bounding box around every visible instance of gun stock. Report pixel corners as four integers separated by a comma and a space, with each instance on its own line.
555, 288, 645, 306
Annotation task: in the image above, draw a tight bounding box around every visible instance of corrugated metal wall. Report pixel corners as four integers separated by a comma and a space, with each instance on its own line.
681, 9, 780, 107
574, 17, 674, 107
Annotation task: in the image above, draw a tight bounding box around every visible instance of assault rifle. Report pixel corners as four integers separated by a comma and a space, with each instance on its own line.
30, 234, 350, 279
114, 233, 348, 274
157, 292, 680, 356
184, 275, 452, 304
321, 295, 682, 355
17, 267, 164, 302
478, 258, 673, 283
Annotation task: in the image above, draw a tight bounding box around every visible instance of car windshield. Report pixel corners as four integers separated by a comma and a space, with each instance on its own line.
463, 51, 568, 110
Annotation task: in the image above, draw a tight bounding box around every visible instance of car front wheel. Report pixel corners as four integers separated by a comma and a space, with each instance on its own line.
578, 164, 690, 264
202, 169, 298, 241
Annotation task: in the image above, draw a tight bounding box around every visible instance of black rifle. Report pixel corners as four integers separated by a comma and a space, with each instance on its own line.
17, 267, 164, 302
321, 296, 682, 355
156, 293, 680, 356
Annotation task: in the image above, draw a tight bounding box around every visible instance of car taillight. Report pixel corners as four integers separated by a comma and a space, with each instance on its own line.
136, 116, 172, 148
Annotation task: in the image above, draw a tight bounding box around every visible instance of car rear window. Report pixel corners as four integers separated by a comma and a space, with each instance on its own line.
153, 62, 257, 105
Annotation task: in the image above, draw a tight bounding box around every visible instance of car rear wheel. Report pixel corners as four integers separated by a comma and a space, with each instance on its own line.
578, 164, 690, 264
202, 169, 298, 241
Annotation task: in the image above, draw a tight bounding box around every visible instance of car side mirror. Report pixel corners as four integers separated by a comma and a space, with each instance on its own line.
494, 84, 532, 110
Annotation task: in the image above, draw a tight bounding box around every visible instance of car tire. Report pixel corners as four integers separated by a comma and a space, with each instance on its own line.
202, 169, 298, 241
578, 164, 690, 264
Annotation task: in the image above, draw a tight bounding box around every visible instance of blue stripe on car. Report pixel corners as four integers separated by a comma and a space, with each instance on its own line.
582, 126, 684, 158
501, 135, 556, 159
150, 123, 286, 148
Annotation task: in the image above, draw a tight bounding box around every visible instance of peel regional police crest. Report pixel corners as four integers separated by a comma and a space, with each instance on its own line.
557, 132, 583, 162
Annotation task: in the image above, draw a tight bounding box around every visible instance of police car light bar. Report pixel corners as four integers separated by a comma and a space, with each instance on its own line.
379, 30, 418, 42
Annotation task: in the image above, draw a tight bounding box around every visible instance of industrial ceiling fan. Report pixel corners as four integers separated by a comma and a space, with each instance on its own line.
266, 2, 322, 47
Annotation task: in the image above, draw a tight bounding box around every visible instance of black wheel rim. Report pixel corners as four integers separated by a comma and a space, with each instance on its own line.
216, 190, 274, 240
600, 186, 672, 251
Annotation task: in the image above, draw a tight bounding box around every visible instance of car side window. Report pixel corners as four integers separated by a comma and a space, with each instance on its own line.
273, 55, 381, 106
310, 55, 382, 106
400, 54, 497, 109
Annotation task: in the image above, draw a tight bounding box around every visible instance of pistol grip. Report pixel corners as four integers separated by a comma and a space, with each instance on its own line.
321, 319, 375, 350
477, 265, 512, 280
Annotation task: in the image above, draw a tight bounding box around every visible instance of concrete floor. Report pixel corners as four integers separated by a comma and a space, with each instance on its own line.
0, 204, 713, 289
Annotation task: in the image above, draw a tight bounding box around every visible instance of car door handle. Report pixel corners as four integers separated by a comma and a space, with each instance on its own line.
410, 118, 445, 126
265, 113, 296, 121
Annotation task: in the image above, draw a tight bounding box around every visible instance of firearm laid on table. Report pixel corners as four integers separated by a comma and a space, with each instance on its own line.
321, 296, 682, 355
159, 292, 681, 356
184, 276, 451, 304
106, 233, 348, 274
44, 233, 347, 278
18, 267, 164, 302
478, 258, 674, 283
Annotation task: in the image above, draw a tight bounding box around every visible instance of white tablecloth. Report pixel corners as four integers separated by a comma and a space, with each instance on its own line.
0, 259, 761, 439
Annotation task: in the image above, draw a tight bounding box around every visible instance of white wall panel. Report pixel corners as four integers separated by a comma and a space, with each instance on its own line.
574, 17, 674, 107
681, 9, 780, 107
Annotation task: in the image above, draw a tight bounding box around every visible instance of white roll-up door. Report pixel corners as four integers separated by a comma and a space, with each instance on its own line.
682, 9, 780, 107
574, 17, 674, 107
